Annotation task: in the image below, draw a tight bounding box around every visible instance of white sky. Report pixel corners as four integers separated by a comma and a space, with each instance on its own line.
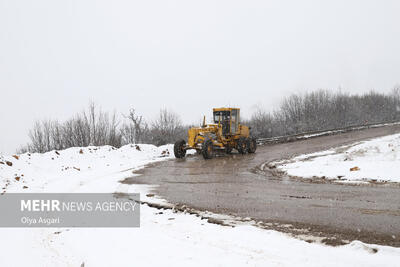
1, 0, 400, 154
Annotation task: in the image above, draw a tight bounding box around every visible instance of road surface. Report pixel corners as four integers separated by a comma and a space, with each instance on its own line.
122, 124, 400, 246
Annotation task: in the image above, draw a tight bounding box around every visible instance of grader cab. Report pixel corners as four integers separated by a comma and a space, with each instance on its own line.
174, 108, 257, 159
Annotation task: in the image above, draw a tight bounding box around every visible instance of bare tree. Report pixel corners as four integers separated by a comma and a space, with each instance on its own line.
150, 108, 184, 146
28, 121, 45, 153
248, 108, 274, 137
120, 108, 149, 144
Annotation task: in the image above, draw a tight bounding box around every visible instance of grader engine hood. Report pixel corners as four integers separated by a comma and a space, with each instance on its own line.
187, 125, 218, 148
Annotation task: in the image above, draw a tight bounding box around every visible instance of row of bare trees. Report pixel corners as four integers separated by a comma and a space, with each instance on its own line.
19, 104, 185, 153
120, 108, 185, 146
248, 88, 400, 138
20, 89, 400, 153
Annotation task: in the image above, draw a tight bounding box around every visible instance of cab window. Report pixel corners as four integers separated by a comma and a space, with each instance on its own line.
213, 111, 230, 124
231, 109, 239, 133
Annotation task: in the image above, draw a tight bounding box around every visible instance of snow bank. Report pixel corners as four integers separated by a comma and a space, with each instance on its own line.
3, 212, 399, 267
0, 143, 399, 266
273, 133, 400, 183
0, 144, 174, 193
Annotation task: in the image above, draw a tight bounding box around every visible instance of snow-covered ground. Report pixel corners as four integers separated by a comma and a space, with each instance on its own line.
0, 144, 399, 266
0, 144, 175, 193
272, 133, 400, 184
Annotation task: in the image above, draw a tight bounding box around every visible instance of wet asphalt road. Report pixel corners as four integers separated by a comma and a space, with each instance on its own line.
124, 124, 400, 246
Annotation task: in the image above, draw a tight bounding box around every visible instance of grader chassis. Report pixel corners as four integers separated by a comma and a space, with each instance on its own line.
174, 108, 257, 159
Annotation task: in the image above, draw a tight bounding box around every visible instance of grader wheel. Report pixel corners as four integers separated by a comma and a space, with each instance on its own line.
202, 138, 214, 159
174, 139, 187, 158
237, 137, 248, 154
247, 138, 257, 153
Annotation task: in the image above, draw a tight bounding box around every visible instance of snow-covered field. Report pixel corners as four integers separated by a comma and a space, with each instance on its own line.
272, 133, 400, 183
0, 144, 399, 266
0, 144, 176, 193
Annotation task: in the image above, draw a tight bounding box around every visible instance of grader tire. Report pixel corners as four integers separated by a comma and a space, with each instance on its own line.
247, 138, 257, 153
225, 146, 233, 154
202, 138, 214, 159
174, 139, 186, 158
237, 137, 248, 154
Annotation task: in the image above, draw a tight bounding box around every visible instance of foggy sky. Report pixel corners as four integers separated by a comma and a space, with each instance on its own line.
1, 0, 400, 154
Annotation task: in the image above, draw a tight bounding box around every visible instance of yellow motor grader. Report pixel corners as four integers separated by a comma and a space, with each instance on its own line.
174, 108, 257, 159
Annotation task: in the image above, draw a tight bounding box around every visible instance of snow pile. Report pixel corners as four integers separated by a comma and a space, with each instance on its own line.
273, 133, 400, 183
0, 144, 174, 193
